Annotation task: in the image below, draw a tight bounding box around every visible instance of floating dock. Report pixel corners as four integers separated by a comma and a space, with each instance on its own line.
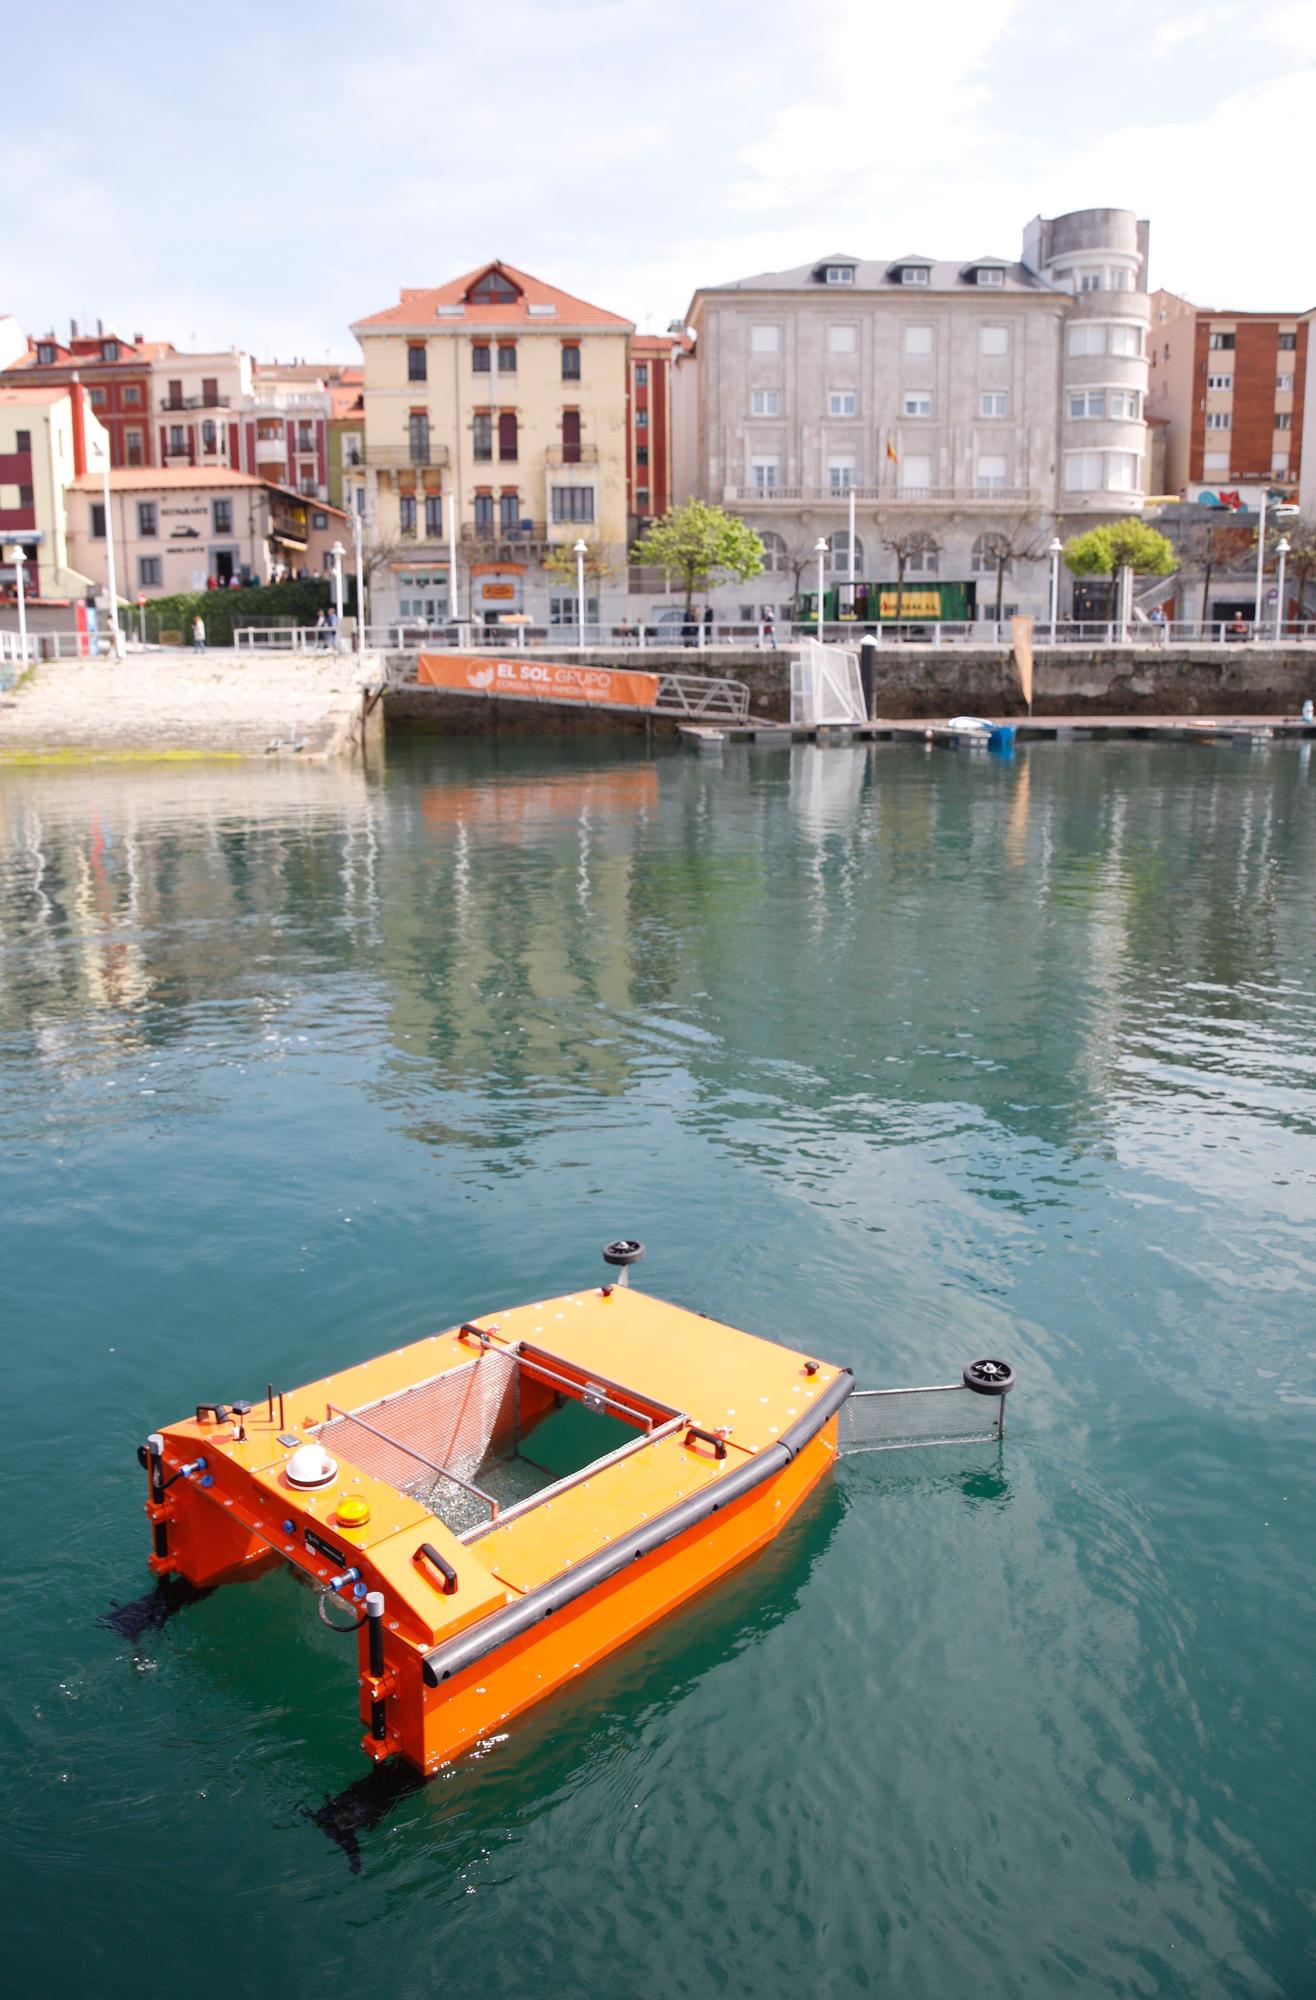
679, 715, 1316, 752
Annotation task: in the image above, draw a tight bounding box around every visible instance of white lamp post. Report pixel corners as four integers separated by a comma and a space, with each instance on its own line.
573, 537, 588, 650
1048, 536, 1063, 635
1254, 497, 1299, 639
814, 536, 828, 635
99, 450, 123, 658
330, 540, 345, 651
350, 511, 365, 656
1274, 537, 1290, 641
4, 543, 28, 665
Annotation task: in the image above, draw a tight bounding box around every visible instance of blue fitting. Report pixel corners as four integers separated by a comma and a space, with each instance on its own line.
282, 1519, 296, 1534
328, 1566, 361, 1595
352, 1579, 367, 1600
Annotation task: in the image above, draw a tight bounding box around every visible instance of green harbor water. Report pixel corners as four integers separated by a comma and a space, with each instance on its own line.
2, 736, 1313, 1998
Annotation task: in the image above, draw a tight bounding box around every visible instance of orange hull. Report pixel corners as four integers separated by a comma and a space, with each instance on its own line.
140, 1281, 851, 1777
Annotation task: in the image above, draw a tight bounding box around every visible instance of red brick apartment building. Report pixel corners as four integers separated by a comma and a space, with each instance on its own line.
7, 325, 166, 467
626, 334, 686, 529
1150, 291, 1308, 492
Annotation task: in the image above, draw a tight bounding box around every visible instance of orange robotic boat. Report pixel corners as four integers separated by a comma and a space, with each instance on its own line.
133, 1242, 1014, 1780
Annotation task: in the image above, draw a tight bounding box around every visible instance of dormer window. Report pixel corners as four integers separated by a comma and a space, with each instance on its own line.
824, 265, 854, 285
466, 268, 521, 305
899, 266, 930, 286
102, 338, 120, 360
36, 342, 55, 364
975, 267, 1004, 287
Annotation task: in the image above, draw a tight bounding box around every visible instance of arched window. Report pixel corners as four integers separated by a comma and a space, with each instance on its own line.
758, 529, 789, 573
826, 530, 865, 575
971, 533, 1008, 574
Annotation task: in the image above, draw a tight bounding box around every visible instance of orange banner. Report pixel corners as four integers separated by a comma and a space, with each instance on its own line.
418, 653, 660, 710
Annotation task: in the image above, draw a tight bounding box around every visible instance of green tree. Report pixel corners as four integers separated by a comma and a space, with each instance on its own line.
877, 514, 941, 622
543, 539, 618, 586
1275, 516, 1316, 621
1063, 517, 1176, 582
630, 501, 763, 610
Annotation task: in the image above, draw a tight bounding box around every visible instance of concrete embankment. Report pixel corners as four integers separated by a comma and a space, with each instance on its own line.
0, 649, 382, 762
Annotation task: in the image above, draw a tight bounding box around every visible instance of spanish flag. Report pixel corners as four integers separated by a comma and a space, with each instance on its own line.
886, 434, 898, 465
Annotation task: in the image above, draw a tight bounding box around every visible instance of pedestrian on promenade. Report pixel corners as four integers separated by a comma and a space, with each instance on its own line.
704, 606, 715, 643
681, 607, 697, 648
762, 607, 777, 650
192, 615, 206, 654
314, 609, 329, 649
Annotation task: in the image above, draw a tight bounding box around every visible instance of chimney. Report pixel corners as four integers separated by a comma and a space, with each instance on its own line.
97, 317, 103, 336
70, 373, 87, 477
71, 317, 79, 340
134, 331, 143, 345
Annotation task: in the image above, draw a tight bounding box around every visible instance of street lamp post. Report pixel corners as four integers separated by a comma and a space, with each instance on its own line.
330, 541, 345, 651
573, 538, 588, 650
1048, 536, 1063, 637
101, 454, 123, 658
4, 543, 28, 665
814, 537, 828, 637
1253, 496, 1298, 640
1274, 537, 1290, 642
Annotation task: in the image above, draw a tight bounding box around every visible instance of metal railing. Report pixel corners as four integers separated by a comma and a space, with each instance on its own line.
653, 672, 750, 719
158, 393, 231, 410
364, 442, 450, 469
724, 484, 1041, 506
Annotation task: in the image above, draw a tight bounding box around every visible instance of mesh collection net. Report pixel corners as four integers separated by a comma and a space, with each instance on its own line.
319, 1348, 525, 1533
790, 640, 867, 726
838, 1384, 1004, 1454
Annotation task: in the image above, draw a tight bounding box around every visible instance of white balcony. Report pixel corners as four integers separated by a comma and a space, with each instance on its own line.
723, 484, 1042, 508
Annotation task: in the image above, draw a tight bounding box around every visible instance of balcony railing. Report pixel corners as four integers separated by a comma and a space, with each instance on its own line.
546, 444, 600, 466
460, 520, 549, 552
723, 484, 1041, 507
364, 442, 451, 469
159, 393, 231, 410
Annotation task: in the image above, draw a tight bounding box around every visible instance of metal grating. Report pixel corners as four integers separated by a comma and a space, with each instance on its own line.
838, 1383, 1004, 1455
319, 1349, 520, 1529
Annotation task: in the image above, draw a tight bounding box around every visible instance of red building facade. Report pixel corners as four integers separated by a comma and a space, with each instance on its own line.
626, 335, 679, 528
11, 327, 163, 467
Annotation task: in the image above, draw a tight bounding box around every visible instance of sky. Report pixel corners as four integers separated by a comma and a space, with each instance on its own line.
5, 0, 1314, 363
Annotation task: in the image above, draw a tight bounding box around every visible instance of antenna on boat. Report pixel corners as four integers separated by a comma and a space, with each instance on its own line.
602, 1239, 645, 1288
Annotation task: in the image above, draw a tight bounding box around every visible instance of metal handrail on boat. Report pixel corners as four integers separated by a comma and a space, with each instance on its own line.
323, 1400, 503, 1521
462, 1413, 688, 1543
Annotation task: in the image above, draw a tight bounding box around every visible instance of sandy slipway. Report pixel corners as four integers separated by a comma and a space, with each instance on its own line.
0, 650, 379, 761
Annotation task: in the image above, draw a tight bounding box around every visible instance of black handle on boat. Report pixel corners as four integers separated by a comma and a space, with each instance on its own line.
458, 1323, 493, 1349
684, 1424, 728, 1461
416, 1543, 459, 1595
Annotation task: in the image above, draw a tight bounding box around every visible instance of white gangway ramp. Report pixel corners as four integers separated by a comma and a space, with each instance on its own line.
790, 639, 867, 726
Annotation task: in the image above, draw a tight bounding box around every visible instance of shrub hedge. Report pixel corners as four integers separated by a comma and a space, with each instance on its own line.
137, 578, 357, 646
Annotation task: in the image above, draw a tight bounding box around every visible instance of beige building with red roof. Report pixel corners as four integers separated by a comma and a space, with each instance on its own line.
350, 260, 632, 630
0, 380, 109, 601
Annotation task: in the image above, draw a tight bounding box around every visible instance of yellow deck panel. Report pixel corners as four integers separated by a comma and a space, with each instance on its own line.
473, 1429, 747, 1596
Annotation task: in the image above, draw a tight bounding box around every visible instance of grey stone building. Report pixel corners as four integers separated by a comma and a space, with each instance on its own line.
682, 208, 1151, 622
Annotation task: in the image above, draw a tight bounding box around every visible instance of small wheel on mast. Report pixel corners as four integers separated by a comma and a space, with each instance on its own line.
963, 1358, 1015, 1396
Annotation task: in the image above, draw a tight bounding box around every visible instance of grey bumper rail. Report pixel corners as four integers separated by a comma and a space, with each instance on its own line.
422, 1368, 854, 1688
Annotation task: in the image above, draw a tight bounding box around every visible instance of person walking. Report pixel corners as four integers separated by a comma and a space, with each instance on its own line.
192, 614, 206, 654
762, 606, 777, 651
681, 606, 697, 648
704, 605, 715, 642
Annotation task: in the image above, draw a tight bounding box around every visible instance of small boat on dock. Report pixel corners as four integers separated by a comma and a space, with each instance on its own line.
132, 1242, 1014, 1779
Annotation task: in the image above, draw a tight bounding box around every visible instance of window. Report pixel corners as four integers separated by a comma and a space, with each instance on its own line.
1205, 411, 1231, 429
1277, 374, 1294, 392
634, 363, 647, 385
213, 498, 233, 533
137, 501, 157, 536
903, 325, 932, 355
1079, 272, 1103, 292
824, 265, 854, 284
899, 453, 931, 493
102, 339, 119, 360
1106, 452, 1138, 490
1109, 324, 1142, 356
1275, 412, 1293, 430
903, 391, 932, 417
1063, 450, 1139, 491
355, 487, 366, 516
1068, 324, 1104, 357
201, 419, 217, 452
1207, 373, 1232, 390
409, 412, 430, 462
499, 493, 520, 532
138, 556, 161, 586
971, 535, 1004, 574
407, 345, 427, 381
976, 454, 1007, 493
1108, 389, 1140, 419
18, 483, 32, 506
636, 446, 649, 467
752, 388, 781, 415
829, 390, 857, 416
125, 429, 143, 466
561, 410, 582, 463
202, 377, 218, 404
399, 494, 417, 536
90, 387, 106, 407
15, 429, 30, 452
551, 486, 595, 522
312, 510, 328, 529
1277, 332, 1297, 351
1069, 390, 1106, 418
980, 325, 1008, 355
497, 344, 517, 374
1203, 452, 1230, 472
635, 408, 648, 428
168, 425, 186, 454
297, 423, 314, 453
905, 542, 938, 573
900, 267, 929, 286
473, 413, 492, 460
122, 385, 140, 405
980, 392, 1008, 417
636, 488, 649, 509
975, 267, 1004, 287
1208, 331, 1235, 350
759, 530, 788, 572
473, 493, 494, 531
829, 325, 857, 354
36, 342, 55, 364
498, 411, 518, 460
166, 379, 184, 408
472, 343, 491, 372
751, 325, 780, 353
423, 494, 442, 536
828, 456, 855, 490
826, 530, 864, 574
91, 502, 106, 537
750, 456, 779, 490
562, 345, 581, 380
468, 270, 519, 304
